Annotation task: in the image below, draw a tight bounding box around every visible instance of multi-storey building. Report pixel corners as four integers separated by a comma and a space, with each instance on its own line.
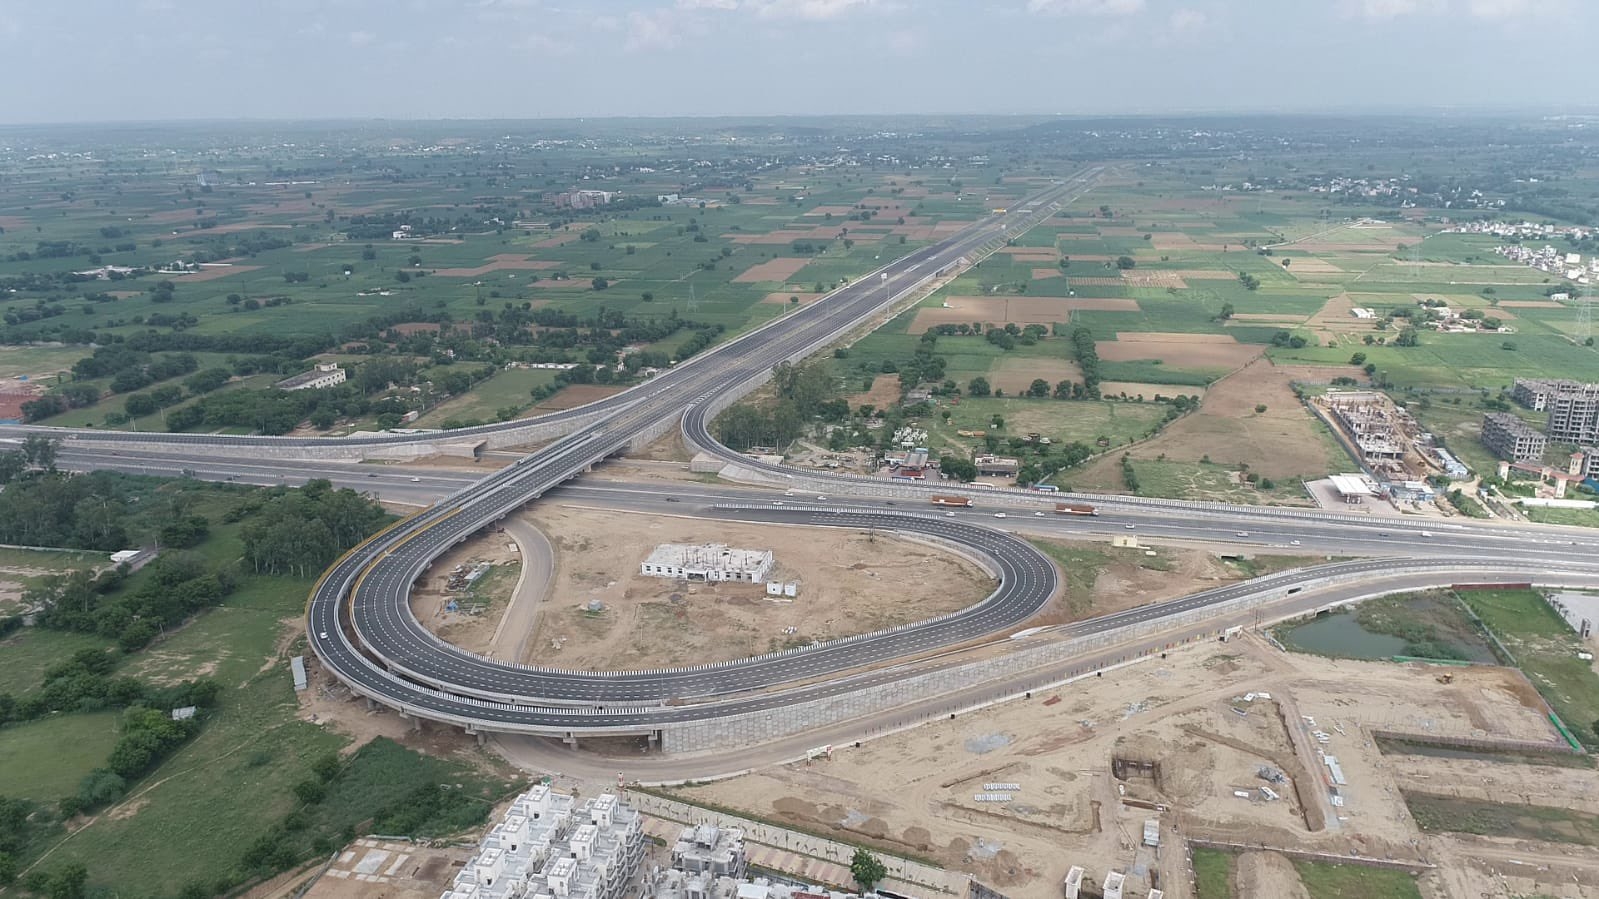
1481, 412, 1548, 462
441, 786, 645, 899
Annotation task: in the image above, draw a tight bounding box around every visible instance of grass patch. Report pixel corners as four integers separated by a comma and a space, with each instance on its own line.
1293, 860, 1423, 899
0, 629, 114, 696
1192, 847, 1234, 898
1457, 589, 1599, 749
1403, 792, 1599, 846
1029, 541, 1110, 615
0, 711, 123, 801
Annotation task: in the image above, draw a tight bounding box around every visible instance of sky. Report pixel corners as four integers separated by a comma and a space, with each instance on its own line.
1, 0, 1594, 124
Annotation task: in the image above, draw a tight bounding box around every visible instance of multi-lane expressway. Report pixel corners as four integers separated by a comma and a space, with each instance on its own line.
12, 163, 1599, 749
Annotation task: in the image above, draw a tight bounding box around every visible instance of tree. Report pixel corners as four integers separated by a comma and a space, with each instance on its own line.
967, 376, 992, 397
1349, 352, 1367, 366
850, 849, 887, 892
1115, 256, 1136, 270
1027, 378, 1050, 398
1216, 302, 1234, 321
591, 277, 609, 291
938, 455, 977, 482
1254, 404, 1267, 413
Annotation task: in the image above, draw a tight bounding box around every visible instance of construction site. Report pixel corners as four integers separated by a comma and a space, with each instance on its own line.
1311, 391, 1467, 490
667, 625, 1599, 899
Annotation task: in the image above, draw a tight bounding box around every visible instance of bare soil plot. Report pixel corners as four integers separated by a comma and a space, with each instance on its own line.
0, 216, 28, 230
1095, 333, 1262, 370
1031, 268, 1062, 280
733, 257, 813, 283
168, 265, 263, 282
1171, 269, 1239, 280
1065, 276, 1124, 286
987, 356, 1083, 395
1230, 313, 1310, 324
909, 297, 1134, 334
1073, 358, 1335, 484
1499, 300, 1563, 308
518, 506, 993, 670
847, 374, 903, 409
804, 205, 856, 217
532, 384, 625, 411
1120, 271, 1189, 289
433, 255, 558, 278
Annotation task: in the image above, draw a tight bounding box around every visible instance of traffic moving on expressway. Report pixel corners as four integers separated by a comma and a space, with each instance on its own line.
12, 167, 1599, 747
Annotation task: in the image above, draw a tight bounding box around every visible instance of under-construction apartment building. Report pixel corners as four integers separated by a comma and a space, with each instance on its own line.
440, 786, 645, 899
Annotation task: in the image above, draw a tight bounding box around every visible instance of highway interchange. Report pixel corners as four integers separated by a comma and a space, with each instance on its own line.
13, 166, 1599, 746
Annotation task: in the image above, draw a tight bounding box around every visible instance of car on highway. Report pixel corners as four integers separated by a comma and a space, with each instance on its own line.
410, 476, 421, 482
945, 511, 955, 517
1290, 539, 1301, 546
1125, 524, 1136, 529
771, 501, 784, 506
1236, 531, 1249, 537
816, 495, 827, 500
318, 631, 328, 640
1034, 511, 1044, 516
665, 496, 679, 503
368, 473, 378, 477
994, 512, 1006, 518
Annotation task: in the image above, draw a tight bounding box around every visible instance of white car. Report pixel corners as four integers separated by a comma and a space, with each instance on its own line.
816, 495, 827, 500
318, 631, 328, 640
1236, 531, 1249, 538
771, 501, 784, 506
994, 512, 1007, 519
1125, 524, 1136, 530
1034, 511, 1044, 516
410, 476, 421, 482
945, 511, 955, 517
1290, 539, 1301, 546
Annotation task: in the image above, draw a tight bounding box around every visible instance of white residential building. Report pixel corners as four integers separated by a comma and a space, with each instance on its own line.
275, 362, 347, 391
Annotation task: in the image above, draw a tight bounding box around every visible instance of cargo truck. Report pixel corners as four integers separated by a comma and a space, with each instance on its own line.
931, 495, 973, 507
1055, 503, 1099, 516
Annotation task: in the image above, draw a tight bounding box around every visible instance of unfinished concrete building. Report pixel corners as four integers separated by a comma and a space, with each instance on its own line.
1512, 378, 1599, 444
641, 544, 775, 583
440, 786, 645, 899
1481, 412, 1549, 462
670, 825, 748, 879
1319, 391, 1414, 480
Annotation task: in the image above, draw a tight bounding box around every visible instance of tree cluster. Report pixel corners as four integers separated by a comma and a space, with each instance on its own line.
237, 479, 391, 577
716, 362, 847, 452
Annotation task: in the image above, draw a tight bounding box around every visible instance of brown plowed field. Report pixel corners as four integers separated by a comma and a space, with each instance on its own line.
733, 257, 813, 283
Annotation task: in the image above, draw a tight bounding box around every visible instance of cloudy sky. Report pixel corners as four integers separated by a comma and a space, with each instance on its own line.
0, 0, 1590, 123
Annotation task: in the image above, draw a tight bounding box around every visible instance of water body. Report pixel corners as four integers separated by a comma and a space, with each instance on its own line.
1278, 611, 1409, 660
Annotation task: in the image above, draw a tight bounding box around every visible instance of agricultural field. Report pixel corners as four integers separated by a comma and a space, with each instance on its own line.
807, 151, 1599, 503
0, 123, 1011, 434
